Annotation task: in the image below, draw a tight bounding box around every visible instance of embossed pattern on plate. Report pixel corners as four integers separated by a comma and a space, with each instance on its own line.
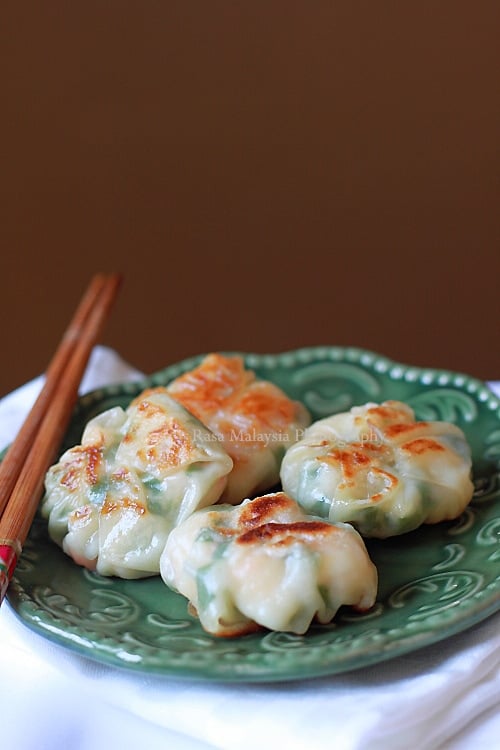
6, 347, 500, 681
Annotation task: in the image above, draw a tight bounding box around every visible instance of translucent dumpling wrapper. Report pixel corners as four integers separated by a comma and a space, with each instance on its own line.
42, 390, 233, 578
166, 353, 311, 503
160, 491, 378, 636
280, 400, 474, 538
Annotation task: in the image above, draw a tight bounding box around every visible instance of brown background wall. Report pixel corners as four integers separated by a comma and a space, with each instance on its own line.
1, 2, 499, 398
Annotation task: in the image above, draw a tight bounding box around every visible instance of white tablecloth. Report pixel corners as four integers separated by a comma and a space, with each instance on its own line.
1, 347, 499, 750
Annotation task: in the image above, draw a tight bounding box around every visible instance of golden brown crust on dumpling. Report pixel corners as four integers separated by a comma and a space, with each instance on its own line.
42, 393, 233, 578
160, 492, 378, 636
167, 354, 311, 503
281, 400, 474, 538
167, 355, 252, 420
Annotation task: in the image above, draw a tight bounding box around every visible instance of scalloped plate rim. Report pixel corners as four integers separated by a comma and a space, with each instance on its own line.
5, 346, 500, 682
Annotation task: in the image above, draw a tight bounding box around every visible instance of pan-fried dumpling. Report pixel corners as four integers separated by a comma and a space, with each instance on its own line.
160, 491, 377, 636
280, 400, 474, 538
42, 390, 233, 578
166, 353, 311, 503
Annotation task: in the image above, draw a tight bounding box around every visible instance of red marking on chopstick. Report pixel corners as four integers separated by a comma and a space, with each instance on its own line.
0, 543, 20, 601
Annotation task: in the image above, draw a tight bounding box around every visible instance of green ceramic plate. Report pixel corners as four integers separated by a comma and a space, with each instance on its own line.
6, 347, 500, 682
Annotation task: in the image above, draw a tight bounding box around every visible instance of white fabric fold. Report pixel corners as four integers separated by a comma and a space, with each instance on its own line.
1, 347, 499, 750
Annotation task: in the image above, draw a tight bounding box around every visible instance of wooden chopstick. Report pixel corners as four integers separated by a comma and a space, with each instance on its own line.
0, 273, 107, 517
0, 272, 122, 604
